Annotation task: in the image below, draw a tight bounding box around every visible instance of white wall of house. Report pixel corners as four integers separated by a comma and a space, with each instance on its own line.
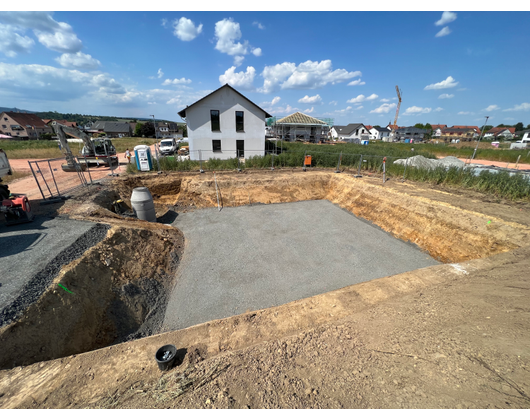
369, 128, 379, 139
523, 132, 530, 141
432, 128, 442, 137
185, 87, 266, 160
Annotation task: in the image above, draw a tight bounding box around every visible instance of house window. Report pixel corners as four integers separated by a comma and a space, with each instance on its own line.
3, 118, 7, 121
355, 129, 359, 135
235, 111, 244, 132
212, 140, 221, 152
211, 110, 220, 131
1, 125, 5, 128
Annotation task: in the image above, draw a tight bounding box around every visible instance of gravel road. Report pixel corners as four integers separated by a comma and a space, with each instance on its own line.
0, 216, 109, 326
163, 200, 439, 331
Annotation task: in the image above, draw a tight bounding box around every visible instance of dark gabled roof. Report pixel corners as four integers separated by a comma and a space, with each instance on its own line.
2, 112, 47, 128
92, 121, 131, 133
373, 126, 391, 132
178, 84, 272, 119
442, 127, 475, 134
332, 123, 365, 136
396, 126, 427, 133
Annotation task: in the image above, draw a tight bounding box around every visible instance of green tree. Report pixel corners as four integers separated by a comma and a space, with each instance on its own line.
182, 124, 188, 137
414, 123, 425, 130
481, 125, 493, 132
134, 122, 143, 137
515, 122, 524, 132
140, 121, 155, 137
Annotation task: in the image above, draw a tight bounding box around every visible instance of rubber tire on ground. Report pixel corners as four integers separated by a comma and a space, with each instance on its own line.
0, 185, 10, 200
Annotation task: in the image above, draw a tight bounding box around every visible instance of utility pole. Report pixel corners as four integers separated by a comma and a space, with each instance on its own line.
151, 114, 161, 173
471, 116, 489, 161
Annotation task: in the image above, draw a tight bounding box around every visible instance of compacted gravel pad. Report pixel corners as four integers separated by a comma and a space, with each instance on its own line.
164, 200, 439, 330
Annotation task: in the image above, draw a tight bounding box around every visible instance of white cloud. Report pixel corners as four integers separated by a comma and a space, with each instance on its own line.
260, 96, 282, 108
161, 19, 168, 28
329, 100, 338, 106
380, 98, 391, 102
304, 107, 314, 113
483, 104, 499, 112
157, 68, 164, 79
260, 60, 361, 93
219, 66, 256, 90
233, 55, 245, 67
503, 102, 530, 112
457, 88, 468, 91
0, 12, 82, 53
271, 96, 281, 106
347, 78, 365, 86
434, 107, 444, 112
162, 77, 192, 86
435, 11, 457, 26
435, 27, 452, 38
298, 94, 322, 104
356, 106, 363, 110
347, 93, 378, 104
55, 52, 101, 70
438, 93, 454, 99
369, 103, 396, 114
148, 101, 157, 105
252, 47, 262, 57
424, 76, 458, 90
347, 95, 365, 103
214, 18, 249, 56
0, 62, 138, 104
253, 21, 265, 30
268, 104, 299, 115
173, 17, 203, 41
458, 111, 472, 115
404, 106, 432, 115
335, 106, 353, 114
0, 23, 35, 57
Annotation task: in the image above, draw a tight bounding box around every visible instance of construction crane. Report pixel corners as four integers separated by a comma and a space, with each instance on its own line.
390, 85, 402, 142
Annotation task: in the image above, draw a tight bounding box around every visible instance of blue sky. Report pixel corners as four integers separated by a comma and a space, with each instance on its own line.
0, 11, 529, 127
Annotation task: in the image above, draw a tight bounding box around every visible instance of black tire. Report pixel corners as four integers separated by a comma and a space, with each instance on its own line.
0, 185, 10, 200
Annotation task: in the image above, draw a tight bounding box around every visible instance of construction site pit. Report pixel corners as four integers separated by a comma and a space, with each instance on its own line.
1, 170, 529, 372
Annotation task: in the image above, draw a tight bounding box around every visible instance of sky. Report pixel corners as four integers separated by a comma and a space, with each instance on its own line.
0, 10, 529, 127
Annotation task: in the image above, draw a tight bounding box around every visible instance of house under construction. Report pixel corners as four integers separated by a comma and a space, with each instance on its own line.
269, 112, 331, 143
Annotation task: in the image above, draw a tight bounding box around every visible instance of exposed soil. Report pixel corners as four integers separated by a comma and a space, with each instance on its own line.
0, 168, 529, 408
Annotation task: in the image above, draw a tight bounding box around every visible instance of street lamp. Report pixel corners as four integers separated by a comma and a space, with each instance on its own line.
150, 114, 161, 173
471, 116, 489, 161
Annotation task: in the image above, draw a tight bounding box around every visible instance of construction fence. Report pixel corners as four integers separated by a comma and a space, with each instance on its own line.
27, 155, 120, 201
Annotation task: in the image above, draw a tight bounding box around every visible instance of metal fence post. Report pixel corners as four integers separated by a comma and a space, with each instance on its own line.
47, 159, 61, 196
199, 150, 204, 173
383, 157, 387, 183
335, 151, 342, 173
271, 150, 275, 170
84, 156, 94, 185
402, 157, 409, 182
303, 150, 307, 171
28, 161, 46, 200
354, 154, 363, 178
35, 161, 53, 197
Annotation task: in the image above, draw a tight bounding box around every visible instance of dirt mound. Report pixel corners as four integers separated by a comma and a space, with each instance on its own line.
393, 155, 465, 170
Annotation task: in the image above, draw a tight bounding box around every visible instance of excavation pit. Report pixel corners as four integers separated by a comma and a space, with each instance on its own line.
1, 170, 529, 370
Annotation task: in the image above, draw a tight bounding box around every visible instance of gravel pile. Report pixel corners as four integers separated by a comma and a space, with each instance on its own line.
0, 223, 110, 328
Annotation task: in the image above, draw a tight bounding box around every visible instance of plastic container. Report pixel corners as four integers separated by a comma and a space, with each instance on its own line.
131, 187, 156, 222
134, 145, 153, 171
155, 344, 177, 371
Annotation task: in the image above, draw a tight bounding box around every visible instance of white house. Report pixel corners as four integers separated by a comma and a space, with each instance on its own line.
330, 124, 370, 142
523, 131, 530, 141
484, 127, 515, 139
369, 126, 391, 140
178, 84, 272, 160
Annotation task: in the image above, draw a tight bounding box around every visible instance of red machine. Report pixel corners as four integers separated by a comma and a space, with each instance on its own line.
1, 194, 34, 225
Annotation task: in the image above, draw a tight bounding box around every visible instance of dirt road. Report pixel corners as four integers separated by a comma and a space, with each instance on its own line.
0, 169, 529, 409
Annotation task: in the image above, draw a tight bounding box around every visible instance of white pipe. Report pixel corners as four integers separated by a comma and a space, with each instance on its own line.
214, 171, 221, 211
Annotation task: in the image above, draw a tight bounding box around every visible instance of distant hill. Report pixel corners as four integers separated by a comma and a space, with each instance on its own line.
0, 108, 179, 125
0, 107, 35, 113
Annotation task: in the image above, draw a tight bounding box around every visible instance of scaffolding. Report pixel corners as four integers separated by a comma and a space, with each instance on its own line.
268, 114, 333, 143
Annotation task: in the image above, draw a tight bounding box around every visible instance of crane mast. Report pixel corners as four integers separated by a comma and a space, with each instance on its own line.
391, 85, 402, 142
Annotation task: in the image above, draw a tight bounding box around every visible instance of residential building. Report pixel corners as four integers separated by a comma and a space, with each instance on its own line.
394, 126, 427, 142
330, 124, 370, 142
177, 84, 272, 160
0, 112, 53, 140
522, 131, 530, 141
484, 127, 515, 139
440, 127, 476, 142
273, 112, 330, 143
369, 126, 391, 140
90, 121, 132, 137
430, 124, 447, 137
155, 122, 184, 139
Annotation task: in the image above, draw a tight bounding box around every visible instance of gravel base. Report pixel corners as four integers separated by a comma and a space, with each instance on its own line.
0, 223, 110, 328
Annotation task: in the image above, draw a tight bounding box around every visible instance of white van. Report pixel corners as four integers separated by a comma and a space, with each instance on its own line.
159, 138, 178, 155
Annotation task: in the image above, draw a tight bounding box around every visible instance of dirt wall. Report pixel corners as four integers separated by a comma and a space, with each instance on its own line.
0, 225, 184, 370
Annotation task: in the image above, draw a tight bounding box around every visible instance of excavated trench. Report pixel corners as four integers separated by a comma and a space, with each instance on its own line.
1, 170, 529, 369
